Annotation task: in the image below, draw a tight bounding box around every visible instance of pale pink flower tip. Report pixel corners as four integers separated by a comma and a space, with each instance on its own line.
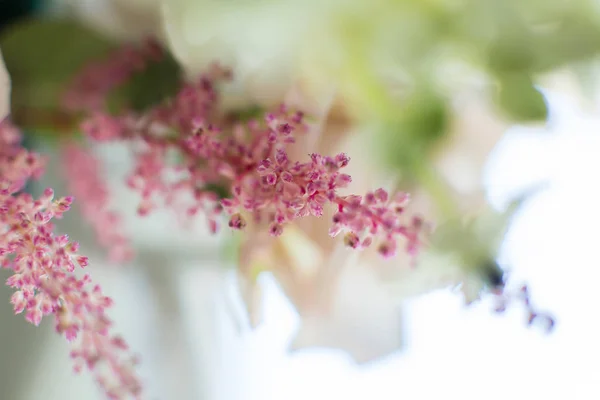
61, 144, 133, 264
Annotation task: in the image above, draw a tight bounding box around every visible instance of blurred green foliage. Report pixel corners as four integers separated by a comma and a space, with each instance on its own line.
330, 0, 600, 188
0, 17, 182, 138
378, 88, 449, 181
0, 18, 117, 132
337, 2, 600, 117
496, 74, 548, 122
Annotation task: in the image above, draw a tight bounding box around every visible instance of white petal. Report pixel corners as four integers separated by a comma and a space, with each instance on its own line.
0, 49, 10, 121
160, 0, 337, 109
290, 244, 404, 364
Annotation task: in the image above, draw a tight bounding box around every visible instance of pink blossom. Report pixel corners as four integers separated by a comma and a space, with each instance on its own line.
72, 54, 425, 258
61, 143, 133, 263
0, 121, 141, 399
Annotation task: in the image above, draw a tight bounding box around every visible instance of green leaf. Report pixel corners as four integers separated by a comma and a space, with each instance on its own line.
0, 17, 118, 130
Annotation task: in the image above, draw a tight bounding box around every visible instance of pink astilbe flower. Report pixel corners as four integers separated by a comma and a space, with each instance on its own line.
62, 38, 163, 113
0, 121, 141, 399
74, 58, 424, 258
330, 190, 427, 258
61, 143, 133, 263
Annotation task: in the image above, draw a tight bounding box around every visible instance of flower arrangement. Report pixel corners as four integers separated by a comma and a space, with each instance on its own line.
2, 0, 599, 398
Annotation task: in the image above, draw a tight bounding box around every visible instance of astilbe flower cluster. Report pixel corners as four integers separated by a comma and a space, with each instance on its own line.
72, 51, 426, 259
0, 121, 141, 399
61, 143, 133, 263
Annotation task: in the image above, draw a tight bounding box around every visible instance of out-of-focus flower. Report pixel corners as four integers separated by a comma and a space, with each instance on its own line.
159, 0, 337, 109
61, 143, 133, 263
